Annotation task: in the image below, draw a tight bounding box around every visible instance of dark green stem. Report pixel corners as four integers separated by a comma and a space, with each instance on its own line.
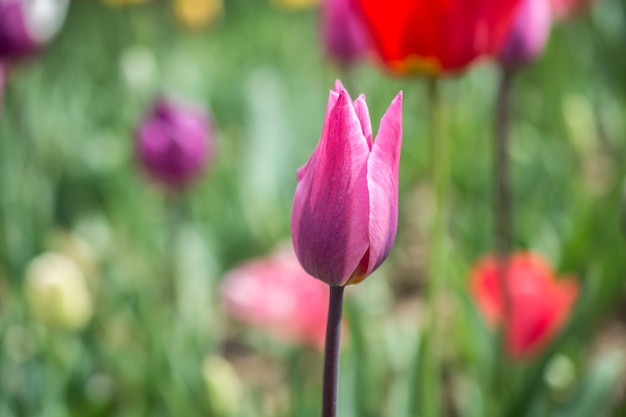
494, 68, 514, 331
322, 285, 345, 417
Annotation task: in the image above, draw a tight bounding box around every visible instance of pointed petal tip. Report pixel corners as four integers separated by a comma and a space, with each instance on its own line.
333, 79, 346, 93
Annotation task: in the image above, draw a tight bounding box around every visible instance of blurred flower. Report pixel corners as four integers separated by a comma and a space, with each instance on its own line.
201, 355, 243, 417
470, 251, 579, 359
136, 96, 213, 191
550, 0, 593, 20
173, 0, 222, 29
353, 0, 522, 75
24, 252, 93, 331
272, 0, 319, 11
498, 0, 552, 68
320, 0, 368, 65
292, 80, 402, 286
221, 246, 331, 348
0, 0, 69, 61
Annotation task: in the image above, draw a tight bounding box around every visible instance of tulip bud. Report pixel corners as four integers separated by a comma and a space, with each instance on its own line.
498, 0, 552, 68
24, 252, 93, 331
201, 355, 243, 417
136, 96, 213, 191
0, 0, 69, 61
320, 0, 368, 65
291, 80, 402, 286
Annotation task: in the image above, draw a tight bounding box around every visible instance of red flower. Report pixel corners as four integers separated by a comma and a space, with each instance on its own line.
353, 0, 523, 75
470, 252, 579, 359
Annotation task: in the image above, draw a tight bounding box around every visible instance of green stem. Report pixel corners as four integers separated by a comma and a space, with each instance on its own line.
492, 69, 515, 406
412, 77, 447, 417
322, 285, 345, 417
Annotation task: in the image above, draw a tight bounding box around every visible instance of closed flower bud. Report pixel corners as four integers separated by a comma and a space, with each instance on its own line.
201, 355, 243, 417
498, 0, 552, 68
470, 251, 579, 359
0, 0, 69, 61
320, 0, 368, 65
291, 80, 402, 286
24, 252, 93, 331
136, 96, 213, 191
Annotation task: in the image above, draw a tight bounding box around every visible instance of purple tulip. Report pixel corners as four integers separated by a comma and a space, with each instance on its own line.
0, 0, 69, 61
136, 97, 213, 191
291, 80, 402, 286
498, 0, 552, 68
321, 0, 369, 65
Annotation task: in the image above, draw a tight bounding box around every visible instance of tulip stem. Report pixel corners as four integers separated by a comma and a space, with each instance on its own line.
415, 77, 447, 417
494, 67, 515, 351
322, 285, 345, 417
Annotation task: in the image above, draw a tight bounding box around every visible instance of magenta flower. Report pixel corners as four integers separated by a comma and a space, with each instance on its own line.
498, 0, 552, 68
291, 80, 402, 286
136, 97, 213, 191
221, 246, 331, 348
320, 0, 369, 65
0, 0, 69, 61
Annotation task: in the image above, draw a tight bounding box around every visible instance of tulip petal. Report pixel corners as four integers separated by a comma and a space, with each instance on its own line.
292, 91, 370, 285
363, 91, 402, 276
353, 94, 373, 149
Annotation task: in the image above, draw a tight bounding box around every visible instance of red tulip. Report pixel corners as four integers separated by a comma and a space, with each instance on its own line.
353, 0, 523, 75
470, 252, 579, 359
221, 246, 332, 348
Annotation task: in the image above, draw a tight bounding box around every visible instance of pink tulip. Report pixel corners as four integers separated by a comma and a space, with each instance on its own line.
320, 0, 369, 65
470, 251, 579, 359
291, 80, 402, 286
498, 0, 552, 68
221, 247, 331, 348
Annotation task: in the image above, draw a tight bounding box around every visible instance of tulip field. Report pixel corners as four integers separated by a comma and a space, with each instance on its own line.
1, 0, 626, 417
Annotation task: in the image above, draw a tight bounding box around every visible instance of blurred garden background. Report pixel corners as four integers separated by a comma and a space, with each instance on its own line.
1, 0, 626, 416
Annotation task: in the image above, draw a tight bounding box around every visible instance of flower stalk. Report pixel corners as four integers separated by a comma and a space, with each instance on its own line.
494, 67, 515, 352
322, 285, 345, 417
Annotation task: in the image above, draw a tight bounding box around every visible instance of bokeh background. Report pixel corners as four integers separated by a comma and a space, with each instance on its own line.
1, 0, 626, 416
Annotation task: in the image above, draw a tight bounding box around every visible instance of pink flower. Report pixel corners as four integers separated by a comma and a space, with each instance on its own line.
470, 252, 579, 359
135, 96, 213, 191
320, 0, 369, 65
221, 247, 331, 348
0, 0, 69, 61
291, 80, 402, 287
498, 0, 552, 68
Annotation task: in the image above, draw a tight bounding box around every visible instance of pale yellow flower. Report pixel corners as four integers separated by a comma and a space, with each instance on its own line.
24, 253, 93, 331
